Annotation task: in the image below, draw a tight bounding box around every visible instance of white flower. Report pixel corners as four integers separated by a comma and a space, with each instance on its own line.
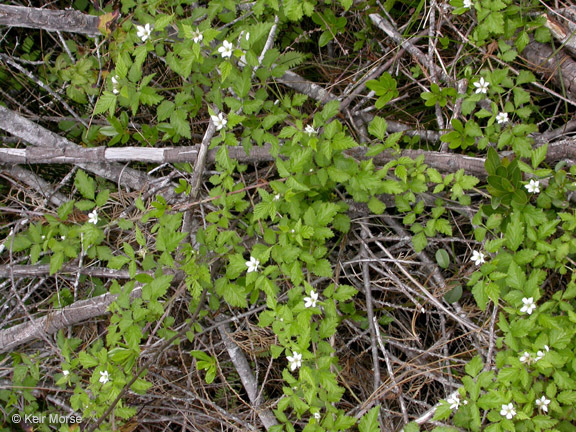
313, 412, 321, 420
136, 23, 153, 42
62, 370, 70, 376
520, 297, 536, 315
111, 75, 119, 94
304, 290, 319, 308
99, 370, 110, 384
191, 28, 203, 43
305, 125, 317, 136
535, 396, 550, 412
88, 210, 98, 225
246, 256, 260, 273
218, 40, 234, 58
211, 112, 227, 131
500, 403, 516, 419
463, 0, 473, 7
496, 112, 508, 124
447, 394, 462, 410
245, 32, 250, 41
544, 345, 550, 352
61, 235, 66, 240
470, 250, 485, 265
41, 235, 46, 240
287, 351, 302, 371
473, 77, 490, 94
525, 179, 540, 194
519, 352, 531, 364
274, 194, 281, 201
535, 350, 546, 361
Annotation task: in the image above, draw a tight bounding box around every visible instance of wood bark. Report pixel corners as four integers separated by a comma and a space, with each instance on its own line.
0, 264, 183, 280
0, 105, 171, 197
523, 40, 576, 101
0, 5, 100, 36
3, 140, 576, 179
0, 286, 142, 354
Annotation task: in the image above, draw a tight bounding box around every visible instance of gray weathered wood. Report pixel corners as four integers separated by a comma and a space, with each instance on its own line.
0, 5, 100, 36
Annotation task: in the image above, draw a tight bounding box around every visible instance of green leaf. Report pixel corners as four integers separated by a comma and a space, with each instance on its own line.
506, 261, 526, 289
403, 422, 420, 432
93, 91, 117, 116
443, 285, 462, 303
320, 100, 340, 121
465, 356, 484, 377
367, 196, 386, 214
50, 252, 65, 275
368, 116, 387, 140
472, 280, 488, 310
531, 143, 547, 169
334, 284, 357, 301
505, 214, 524, 252
75, 169, 96, 200
485, 147, 500, 175
170, 110, 191, 139
311, 259, 332, 277
221, 283, 248, 308
412, 232, 427, 252
435, 249, 450, 268
142, 274, 173, 301
131, 378, 153, 393
433, 402, 452, 420
358, 406, 380, 432
557, 390, 576, 404
78, 352, 98, 368
154, 14, 174, 31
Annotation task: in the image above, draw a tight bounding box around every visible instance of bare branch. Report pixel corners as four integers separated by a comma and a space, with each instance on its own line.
0, 5, 100, 36
0, 286, 142, 354
217, 317, 278, 431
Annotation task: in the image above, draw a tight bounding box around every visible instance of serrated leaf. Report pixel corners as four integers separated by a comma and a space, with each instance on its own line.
154, 14, 173, 31
505, 214, 525, 251
465, 356, 483, 376
311, 259, 332, 277
412, 232, 427, 252
472, 280, 488, 310
531, 143, 547, 169
433, 402, 452, 420
49, 252, 65, 275
75, 170, 96, 200
334, 284, 357, 301
78, 352, 98, 368
506, 261, 525, 289
317, 99, 338, 121
93, 92, 117, 116
367, 196, 386, 214
358, 406, 380, 432
368, 116, 387, 140
170, 109, 191, 139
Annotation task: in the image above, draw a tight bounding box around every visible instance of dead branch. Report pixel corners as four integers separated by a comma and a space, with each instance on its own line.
0, 5, 100, 36
0, 286, 142, 354
217, 317, 278, 431
522, 40, 576, 102
0, 105, 174, 198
